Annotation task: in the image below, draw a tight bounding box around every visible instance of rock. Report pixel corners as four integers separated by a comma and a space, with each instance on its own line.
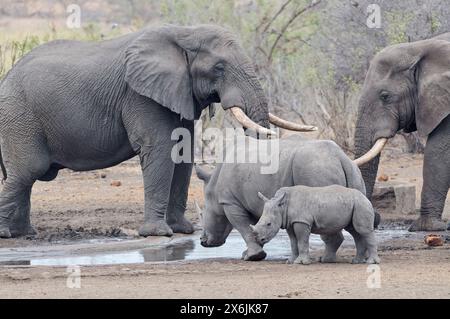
424, 234, 444, 247
110, 180, 121, 187
377, 174, 389, 182
100, 173, 107, 178
372, 182, 416, 215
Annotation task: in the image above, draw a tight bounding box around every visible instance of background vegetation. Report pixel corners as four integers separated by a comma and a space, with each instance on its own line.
1, 0, 449, 153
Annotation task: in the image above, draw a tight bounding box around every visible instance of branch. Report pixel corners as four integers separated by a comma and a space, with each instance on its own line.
261, 0, 293, 34
267, 0, 322, 64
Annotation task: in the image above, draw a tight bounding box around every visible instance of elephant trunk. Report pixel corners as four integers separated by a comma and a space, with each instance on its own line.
354, 124, 380, 200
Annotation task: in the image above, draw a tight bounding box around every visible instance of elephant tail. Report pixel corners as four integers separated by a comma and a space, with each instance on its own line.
0, 145, 6, 183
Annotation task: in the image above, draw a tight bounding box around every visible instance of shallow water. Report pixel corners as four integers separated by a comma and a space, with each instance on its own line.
0, 228, 415, 266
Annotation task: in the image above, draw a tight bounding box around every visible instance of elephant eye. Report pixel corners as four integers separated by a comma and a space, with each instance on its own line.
213, 63, 225, 74
267, 222, 271, 226
379, 91, 391, 103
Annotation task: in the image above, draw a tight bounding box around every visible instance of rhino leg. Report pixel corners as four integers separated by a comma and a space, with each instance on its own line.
362, 232, 380, 264
292, 222, 311, 265
347, 228, 368, 264
223, 205, 266, 261
286, 227, 299, 264
319, 232, 344, 263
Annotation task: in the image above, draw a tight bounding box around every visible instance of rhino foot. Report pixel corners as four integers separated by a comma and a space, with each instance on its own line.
293, 255, 311, 265
242, 248, 266, 261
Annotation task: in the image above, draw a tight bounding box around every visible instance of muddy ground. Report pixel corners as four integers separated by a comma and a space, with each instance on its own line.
0, 149, 449, 299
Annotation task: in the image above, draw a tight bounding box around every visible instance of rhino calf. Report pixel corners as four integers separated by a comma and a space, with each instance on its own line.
251, 185, 380, 265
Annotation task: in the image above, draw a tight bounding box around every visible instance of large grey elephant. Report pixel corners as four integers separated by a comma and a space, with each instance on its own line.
353, 32, 450, 231
0, 24, 312, 238
195, 136, 370, 261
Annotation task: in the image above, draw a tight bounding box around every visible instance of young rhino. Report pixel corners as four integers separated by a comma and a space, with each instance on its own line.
251, 185, 380, 265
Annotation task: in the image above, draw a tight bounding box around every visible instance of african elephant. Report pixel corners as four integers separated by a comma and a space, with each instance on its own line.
353, 32, 450, 231
195, 135, 372, 261
0, 24, 312, 238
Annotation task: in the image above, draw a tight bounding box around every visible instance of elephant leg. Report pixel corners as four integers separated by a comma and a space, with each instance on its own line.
319, 232, 344, 263
166, 161, 194, 234
292, 222, 311, 265
286, 227, 299, 264
409, 117, 450, 232
123, 103, 182, 237
0, 180, 35, 238
137, 144, 176, 237
0, 133, 50, 238
166, 121, 194, 234
223, 205, 266, 261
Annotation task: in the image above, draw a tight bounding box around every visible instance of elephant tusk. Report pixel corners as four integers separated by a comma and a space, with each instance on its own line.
194, 200, 203, 226
229, 107, 277, 136
269, 113, 318, 132
353, 138, 388, 166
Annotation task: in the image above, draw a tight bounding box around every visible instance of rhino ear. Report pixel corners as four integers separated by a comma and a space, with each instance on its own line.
125, 25, 201, 120
274, 191, 287, 207
257, 192, 269, 202
413, 40, 450, 136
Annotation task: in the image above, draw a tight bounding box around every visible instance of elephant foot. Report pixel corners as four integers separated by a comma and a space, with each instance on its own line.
242, 247, 267, 261
9, 224, 36, 238
319, 254, 337, 263
139, 220, 173, 237
168, 216, 194, 234
408, 215, 447, 232
293, 255, 311, 265
0, 226, 11, 238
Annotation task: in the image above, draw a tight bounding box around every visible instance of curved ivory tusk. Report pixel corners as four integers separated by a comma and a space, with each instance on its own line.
353, 138, 388, 166
229, 107, 277, 136
194, 200, 203, 225
269, 113, 318, 132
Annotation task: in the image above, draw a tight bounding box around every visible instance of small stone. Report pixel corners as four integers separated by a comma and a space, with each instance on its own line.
377, 174, 389, 182
100, 173, 107, 178
424, 234, 444, 247
110, 180, 121, 187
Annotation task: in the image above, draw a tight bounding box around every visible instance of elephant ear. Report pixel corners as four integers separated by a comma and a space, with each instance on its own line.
125, 25, 201, 120
414, 40, 450, 137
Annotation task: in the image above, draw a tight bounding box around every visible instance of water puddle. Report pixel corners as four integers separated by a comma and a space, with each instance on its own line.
0, 229, 414, 266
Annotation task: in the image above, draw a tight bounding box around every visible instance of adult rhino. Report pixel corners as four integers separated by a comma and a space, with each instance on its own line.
195, 135, 376, 261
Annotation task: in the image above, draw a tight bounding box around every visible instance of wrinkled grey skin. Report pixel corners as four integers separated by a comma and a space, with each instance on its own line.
355, 32, 450, 232
252, 185, 380, 265
0, 24, 271, 238
196, 135, 370, 261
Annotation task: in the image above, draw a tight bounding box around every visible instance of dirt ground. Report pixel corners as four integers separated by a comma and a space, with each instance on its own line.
0, 150, 449, 299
